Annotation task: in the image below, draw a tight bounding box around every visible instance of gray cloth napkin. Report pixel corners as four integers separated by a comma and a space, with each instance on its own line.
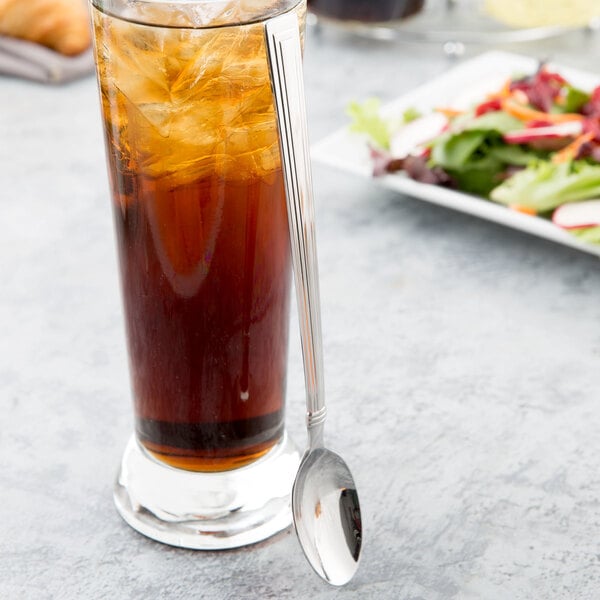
0, 35, 94, 84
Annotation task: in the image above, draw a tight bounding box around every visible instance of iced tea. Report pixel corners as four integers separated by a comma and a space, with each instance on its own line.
92, 1, 303, 471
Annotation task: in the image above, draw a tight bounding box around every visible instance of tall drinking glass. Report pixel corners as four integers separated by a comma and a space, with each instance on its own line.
90, 0, 305, 549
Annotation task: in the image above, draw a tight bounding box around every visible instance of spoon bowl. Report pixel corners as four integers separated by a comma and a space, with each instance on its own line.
293, 448, 362, 586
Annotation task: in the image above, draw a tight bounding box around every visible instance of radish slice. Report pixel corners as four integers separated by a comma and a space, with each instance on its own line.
552, 200, 600, 229
504, 121, 583, 144
390, 113, 448, 158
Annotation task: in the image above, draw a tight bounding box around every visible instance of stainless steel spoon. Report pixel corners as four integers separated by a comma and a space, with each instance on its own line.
265, 12, 362, 586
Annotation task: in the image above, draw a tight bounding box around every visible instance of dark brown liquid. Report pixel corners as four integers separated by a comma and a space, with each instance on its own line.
308, 0, 424, 22
93, 6, 295, 473
110, 169, 291, 472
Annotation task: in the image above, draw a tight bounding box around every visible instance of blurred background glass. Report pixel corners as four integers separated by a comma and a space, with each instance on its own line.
307, 0, 600, 45
308, 0, 425, 24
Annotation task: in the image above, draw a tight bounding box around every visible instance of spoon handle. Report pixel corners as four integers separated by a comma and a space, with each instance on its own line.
265, 13, 326, 443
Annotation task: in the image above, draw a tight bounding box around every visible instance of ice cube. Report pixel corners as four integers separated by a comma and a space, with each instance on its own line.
123, 0, 286, 28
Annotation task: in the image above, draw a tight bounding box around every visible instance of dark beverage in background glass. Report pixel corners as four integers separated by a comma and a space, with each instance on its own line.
308, 0, 424, 22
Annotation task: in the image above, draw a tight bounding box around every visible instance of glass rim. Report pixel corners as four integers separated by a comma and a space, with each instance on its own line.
90, 0, 304, 29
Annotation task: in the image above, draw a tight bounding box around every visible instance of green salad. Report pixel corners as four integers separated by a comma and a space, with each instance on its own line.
348, 65, 600, 244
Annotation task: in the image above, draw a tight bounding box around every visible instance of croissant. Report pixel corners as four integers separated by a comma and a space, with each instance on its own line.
0, 0, 91, 56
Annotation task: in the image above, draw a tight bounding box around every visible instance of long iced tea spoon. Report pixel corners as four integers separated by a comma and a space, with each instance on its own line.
264, 12, 362, 586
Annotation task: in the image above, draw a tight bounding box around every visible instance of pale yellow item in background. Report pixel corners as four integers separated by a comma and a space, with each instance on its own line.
484, 0, 600, 28
0, 0, 91, 56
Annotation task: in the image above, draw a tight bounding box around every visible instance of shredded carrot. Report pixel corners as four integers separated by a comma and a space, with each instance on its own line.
552, 131, 595, 164
435, 107, 463, 118
501, 96, 584, 124
509, 204, 537, 216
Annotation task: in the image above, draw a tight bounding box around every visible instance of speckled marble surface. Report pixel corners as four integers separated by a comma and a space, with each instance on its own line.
2, 17, 600, 600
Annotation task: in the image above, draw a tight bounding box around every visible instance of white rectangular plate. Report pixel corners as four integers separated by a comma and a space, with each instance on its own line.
311, 50, 600, 258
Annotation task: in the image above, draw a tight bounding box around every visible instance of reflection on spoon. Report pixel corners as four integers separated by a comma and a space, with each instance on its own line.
294, 448, 362, 585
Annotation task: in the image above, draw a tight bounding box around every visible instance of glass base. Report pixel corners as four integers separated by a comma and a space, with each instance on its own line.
114, 432, 301, 549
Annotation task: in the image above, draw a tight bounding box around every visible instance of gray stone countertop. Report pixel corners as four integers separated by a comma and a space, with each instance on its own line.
2, 18, 600, 600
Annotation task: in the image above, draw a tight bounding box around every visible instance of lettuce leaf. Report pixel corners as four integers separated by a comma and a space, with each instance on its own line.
558, 86, 591, 114
430, 130, 487, 170
402, 107, 422, 123
346, 98, 392, 150
570, 226, 600, 245
461, 110, 523, 134
488, 144, 541, 166
448, 155, 505, 196
428, 115, 536, 196
490, 160, 600, 212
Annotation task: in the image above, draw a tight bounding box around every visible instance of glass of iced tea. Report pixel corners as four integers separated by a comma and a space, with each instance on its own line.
90, 0, 305, 549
